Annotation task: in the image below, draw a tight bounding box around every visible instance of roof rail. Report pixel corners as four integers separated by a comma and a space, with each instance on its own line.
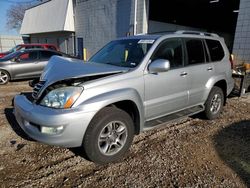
175, 30, 219, 37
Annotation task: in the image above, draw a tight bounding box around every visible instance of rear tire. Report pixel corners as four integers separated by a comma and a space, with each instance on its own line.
82, 107, 134, 164
0, 70, 10, 85
204, 86, 224, 120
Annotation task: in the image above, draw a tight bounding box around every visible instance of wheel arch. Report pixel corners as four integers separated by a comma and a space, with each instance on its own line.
107, 100, 141, 135
79, 88, 144, 136
206, 77, 228, 105
213, 80, 227, 105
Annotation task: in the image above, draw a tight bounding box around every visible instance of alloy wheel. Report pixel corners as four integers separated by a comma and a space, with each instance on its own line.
0, 71, 9, 84
98, 121, 128, 156
210, 93, 222, 114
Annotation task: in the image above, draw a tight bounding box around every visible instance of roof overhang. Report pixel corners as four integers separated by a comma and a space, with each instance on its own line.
20, 0, 75, 35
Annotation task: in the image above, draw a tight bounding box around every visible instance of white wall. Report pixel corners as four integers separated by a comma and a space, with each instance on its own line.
75, 0, 134, 56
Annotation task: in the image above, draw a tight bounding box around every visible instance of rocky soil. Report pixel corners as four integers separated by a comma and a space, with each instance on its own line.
0, 81, 250, 187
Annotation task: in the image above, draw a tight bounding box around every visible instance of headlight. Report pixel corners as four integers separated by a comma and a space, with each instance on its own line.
40, 87, 83, 109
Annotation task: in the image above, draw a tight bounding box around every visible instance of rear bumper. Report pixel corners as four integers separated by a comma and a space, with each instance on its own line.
14, 95, 97, 147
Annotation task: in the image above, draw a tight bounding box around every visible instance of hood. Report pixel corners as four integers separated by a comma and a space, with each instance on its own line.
41, 56, 130, 86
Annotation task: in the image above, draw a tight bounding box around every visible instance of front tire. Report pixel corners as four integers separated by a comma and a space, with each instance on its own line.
204, 86, 224, 120
0, 70, 10, 85
82, 107, 134, 164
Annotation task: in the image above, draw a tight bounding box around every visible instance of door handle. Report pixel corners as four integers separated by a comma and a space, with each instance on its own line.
180, 72, 188, 77
207, 67, 213, 71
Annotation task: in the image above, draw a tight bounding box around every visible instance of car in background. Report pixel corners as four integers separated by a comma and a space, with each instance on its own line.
0, 44, 59, 58
0, 49, 68, 85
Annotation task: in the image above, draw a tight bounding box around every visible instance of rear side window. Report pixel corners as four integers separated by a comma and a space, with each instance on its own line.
185, 39, 205, 65
40, 51, 59, 59
205, 39, 224, 62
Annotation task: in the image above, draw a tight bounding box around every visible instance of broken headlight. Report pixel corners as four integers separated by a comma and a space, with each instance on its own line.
40, 87, 83, 109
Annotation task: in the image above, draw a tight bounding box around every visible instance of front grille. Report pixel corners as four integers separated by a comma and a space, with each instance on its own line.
32, 81, 46, 99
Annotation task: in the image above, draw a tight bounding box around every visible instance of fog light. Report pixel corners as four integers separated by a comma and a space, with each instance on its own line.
41, 126, 64, 135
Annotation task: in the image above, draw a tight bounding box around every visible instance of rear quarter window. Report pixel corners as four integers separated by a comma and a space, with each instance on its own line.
205, 39, 224, 62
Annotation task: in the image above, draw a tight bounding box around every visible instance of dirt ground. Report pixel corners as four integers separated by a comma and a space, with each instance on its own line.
0, 81, 250, 188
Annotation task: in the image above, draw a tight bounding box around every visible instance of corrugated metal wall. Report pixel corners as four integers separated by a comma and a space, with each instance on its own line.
75, 0, 135, 57
233, 0, 250, 64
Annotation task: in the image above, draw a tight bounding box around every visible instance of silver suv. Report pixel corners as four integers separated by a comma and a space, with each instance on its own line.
14, 31, 234, 164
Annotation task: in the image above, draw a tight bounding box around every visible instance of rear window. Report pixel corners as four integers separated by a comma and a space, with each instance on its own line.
185, 39, 205, 65
205, 39, 224, 62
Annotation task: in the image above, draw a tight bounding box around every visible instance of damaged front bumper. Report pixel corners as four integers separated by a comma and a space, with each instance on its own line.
14, 94, 97, 148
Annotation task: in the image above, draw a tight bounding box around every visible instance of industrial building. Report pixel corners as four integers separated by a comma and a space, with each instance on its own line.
20, 0, 250, 64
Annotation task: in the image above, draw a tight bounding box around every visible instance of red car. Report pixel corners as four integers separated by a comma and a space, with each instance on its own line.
0, 44, 59, 58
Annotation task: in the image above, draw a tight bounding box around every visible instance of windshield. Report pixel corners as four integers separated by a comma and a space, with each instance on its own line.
89, 39, 154, 68
1, 51, 20, 60
9, 45, 22, 53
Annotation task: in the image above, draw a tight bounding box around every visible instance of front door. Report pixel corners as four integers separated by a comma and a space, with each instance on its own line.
144, 38, 189, 120
11, 51, 39, 79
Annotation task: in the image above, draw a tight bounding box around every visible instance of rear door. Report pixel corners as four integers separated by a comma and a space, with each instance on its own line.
184, 38, 215, 106
205, 39, 228, 79
11, 51, 39, 79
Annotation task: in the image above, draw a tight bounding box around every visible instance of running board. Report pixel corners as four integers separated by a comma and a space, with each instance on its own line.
144, 105, 204, 130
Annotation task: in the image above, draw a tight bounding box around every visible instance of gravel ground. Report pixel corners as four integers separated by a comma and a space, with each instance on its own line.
0, 81, 250, 187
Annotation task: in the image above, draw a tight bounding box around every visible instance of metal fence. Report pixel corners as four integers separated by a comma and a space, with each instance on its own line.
0, 35, 23, 52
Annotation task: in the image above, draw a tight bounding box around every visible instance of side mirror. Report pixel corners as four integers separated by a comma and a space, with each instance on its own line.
148, 59, 170, 73
13, 57, 20, 62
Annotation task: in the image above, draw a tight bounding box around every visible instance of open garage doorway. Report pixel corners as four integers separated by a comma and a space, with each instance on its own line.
148, 0, 240, 52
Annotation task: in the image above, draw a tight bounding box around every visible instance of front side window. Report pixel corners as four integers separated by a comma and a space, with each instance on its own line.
90, 39, 154, 68
151, 38, 183, 68
206, 39, 224, 62
185, 39, 205, 65
19, 51, 38, 61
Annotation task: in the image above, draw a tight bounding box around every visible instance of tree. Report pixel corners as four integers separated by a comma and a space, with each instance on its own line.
6, 1, 44, 31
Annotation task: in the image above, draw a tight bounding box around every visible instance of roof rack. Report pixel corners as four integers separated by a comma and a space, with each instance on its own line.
175, 30, 219, 37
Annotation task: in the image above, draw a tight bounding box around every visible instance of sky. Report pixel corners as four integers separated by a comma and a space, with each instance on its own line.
0, 0, 38, 36
0, 0, 18, 35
